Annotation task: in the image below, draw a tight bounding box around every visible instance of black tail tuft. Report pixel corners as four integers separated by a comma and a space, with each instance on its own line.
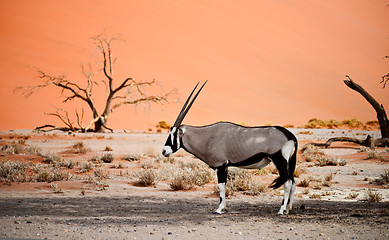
270, 175, 288, 189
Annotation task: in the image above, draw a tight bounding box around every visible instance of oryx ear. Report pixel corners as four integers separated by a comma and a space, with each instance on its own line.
173, 81, 207, 128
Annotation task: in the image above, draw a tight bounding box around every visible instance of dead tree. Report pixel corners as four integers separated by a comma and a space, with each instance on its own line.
308, 75, 389, 148
15, 32, 175, 132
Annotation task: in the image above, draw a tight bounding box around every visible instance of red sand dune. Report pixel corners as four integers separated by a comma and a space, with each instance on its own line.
0, 0, 388, 131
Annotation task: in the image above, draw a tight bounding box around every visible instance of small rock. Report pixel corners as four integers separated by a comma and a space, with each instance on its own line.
289, 227, 293, 231
168, 232, 173, 235
14, 221, 20, 224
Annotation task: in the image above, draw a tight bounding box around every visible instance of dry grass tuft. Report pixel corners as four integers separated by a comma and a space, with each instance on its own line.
101, 153, 114, 163
297, 178, 310, 187
345, 192, 359, 199
71, 142, 89, 154
104, 146, 113, 151
213, 168, 267, 197
136, 169, 157, 187
362, 189, 382, 202
370, 170, 389, 186
122, 154, 140, 162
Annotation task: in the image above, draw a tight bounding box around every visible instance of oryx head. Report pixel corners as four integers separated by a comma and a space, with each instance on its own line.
162, 81, 207, 157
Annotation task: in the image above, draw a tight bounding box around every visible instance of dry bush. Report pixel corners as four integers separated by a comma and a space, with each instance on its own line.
370, 170, 389, 186
254, 168, 269, 175
122, 154, 140, 162
316, 156, 346, 167
110, 162, 125, 169
297, 178, 310, 187
136, 169, 157, 187
43, 153, 61, 164
104, 146, 113, 151
77, 162, 94, 173
0, 160, 32, 183
156, 121, 171, 130
309, 193, 322, 199
213, 168, 266, 197
101, 153, 114, 163
246, 181, 267, 196
293, 166, 307, 178
50, 183, 63, 193
345, 192, 359, 199
34, 164, 71, 182
94, 168, 109, 179
362, 189, 382, 202
1, 140, 26, 154
71, 142, 88, 154
170, 174, 194, 190
341, 118, 363, 129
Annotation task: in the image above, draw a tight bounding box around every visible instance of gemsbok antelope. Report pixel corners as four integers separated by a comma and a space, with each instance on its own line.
162, 82, 298, 215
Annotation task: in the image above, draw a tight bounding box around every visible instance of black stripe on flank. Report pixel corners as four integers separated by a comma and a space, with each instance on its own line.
229, 152, 269, 167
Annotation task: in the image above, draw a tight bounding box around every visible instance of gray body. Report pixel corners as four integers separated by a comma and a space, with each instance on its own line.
181, 123, 292, 168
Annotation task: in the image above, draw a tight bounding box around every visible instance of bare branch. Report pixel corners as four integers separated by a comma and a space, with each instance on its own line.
45, 109, 76, 131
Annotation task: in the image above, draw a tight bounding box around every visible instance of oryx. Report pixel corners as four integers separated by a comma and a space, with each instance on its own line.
162, 82, 298, 215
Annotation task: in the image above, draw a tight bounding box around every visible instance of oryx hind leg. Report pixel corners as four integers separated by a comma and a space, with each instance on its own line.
214, 165, 228, 214
287, 180, 296, 212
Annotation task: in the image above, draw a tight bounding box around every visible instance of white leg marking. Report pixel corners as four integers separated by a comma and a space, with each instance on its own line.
278, 180, 292, 215
281, 140, 295, 162
287, 181, 296, 212
215, 183, 226, 214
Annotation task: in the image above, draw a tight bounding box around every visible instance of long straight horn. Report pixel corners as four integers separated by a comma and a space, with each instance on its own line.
173, 81, 207, 127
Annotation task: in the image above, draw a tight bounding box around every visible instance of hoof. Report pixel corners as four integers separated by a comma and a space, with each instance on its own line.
213, 209, 227, 214
277, 210, 288, 216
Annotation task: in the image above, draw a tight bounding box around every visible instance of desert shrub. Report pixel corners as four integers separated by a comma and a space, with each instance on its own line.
170, 174, 194, 190
254, 168, 269, 175
71, 142, 88, 154
168, 161, 214, 190
43, 153, 61, 164
50, 183, 63, 193
366, 120, 379, 127
1, 140, 26, 154
61, 160, 77, 169
293, 166, 307, 178
156, 121, 171, 130
0, 160, 32, 183
316, 156, 346, 167
362, 189, 382, 202
246, 181, 266, 196
94, 168, 110, 179
110, 162, 125, 169
345, 192, 359, 199
89, 155, 101, 163
371, 170, 389, 186
104, 146, 113, 151
309, 193, 322, 199
122, 154, 140, 162
304, 118, 327, 129
101, 153, 114, 163
77, 162, 94, 173
34, 165, 70, 182
26, 145, 43, 156
228, 168, 251, 192
297, 178, 310, 187
342, 118, 363, 129
136, 169, 157, 187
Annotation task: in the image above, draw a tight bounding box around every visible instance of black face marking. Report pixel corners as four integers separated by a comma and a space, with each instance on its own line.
164, 127, 181, 153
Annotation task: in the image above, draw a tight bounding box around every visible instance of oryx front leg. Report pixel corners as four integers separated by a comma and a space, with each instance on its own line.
214, 166, 228, 214
278, 179, 292, 215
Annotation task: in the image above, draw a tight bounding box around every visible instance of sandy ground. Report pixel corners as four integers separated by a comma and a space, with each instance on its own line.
0, 128, 388, 239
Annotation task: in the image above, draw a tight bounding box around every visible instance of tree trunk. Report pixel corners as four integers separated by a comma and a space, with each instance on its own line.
344, 76, 389, 138
94, 118, 104, 132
